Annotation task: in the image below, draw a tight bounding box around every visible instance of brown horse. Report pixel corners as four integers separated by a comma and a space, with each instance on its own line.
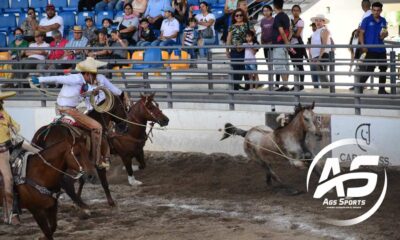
32, 93, 128, 209
0, 139, 96, 240
109, 93, 169, 185
221, 103, 322, 195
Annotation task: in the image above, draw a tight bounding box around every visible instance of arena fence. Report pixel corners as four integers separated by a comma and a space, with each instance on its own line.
0, 43, 399, 115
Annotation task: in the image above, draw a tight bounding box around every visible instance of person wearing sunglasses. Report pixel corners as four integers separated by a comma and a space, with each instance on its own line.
226, 8, 253, 90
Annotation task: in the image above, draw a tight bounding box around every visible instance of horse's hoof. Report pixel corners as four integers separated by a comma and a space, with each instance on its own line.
128, 176, 143, 186
83, 209, 91, 216
108, 199, 116, 207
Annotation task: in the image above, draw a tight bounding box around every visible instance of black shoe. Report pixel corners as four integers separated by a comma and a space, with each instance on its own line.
290, 86, 304, 91
275, 86, 290, 91
378, 89, 388, 94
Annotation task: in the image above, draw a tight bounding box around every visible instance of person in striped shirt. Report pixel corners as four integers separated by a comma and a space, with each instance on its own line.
182, 18, 199, 62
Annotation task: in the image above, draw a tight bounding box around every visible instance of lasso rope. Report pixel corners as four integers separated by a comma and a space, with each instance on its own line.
90, 86, 114, 113
29, 81, 312, 163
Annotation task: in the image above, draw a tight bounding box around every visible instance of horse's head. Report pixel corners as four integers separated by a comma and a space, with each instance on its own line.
297, 102, 322, 140
68, 139, 97, 183
130, 93, 169, 127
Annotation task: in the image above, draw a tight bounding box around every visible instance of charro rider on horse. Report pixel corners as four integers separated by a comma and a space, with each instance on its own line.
0, 91, 39, 225
31, 57, 128, 169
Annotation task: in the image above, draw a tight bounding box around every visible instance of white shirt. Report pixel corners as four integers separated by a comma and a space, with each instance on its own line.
290, 18, 304, 44
360, 9, 372, 26
39, 15, 64, 37
244, 43, 257, 63
310, 27, 331, 58
160, 18, 179, 41
28, 42, 50, 60
85, 74, 122, 110
39, 74, 86, 107
38, 74, 122, 109
195, 13, 215, 35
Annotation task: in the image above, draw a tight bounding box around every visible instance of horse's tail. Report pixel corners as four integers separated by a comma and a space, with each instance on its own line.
220, 123, 247, 141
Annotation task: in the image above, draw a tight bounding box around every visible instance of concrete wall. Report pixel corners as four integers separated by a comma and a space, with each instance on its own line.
5, 105, 400, 165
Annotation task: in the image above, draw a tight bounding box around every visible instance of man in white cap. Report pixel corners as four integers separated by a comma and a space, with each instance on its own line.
31, 57, 126, 169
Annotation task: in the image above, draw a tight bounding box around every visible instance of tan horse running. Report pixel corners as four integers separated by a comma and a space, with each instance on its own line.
221, 103, 322, 195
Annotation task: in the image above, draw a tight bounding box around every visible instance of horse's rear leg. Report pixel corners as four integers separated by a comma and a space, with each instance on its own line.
31, 209, 53, 240
122, 156, 142, 186
61, 176, 89, 212
96, 167, 115, 207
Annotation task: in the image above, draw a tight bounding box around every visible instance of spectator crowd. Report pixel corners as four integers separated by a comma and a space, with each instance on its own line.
2, 0, 392, 94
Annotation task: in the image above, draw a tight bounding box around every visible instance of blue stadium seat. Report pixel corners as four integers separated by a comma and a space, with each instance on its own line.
4, 0, 29, 13
213, 7, 224, 20
114, 10, 124, 20
0, 33, 7, 47
0, 14, 17, 32
63, 0, 78, 12
8, 34, 15, 47
187, 0, 199, 7
50, 0, 68, 11
59, 11, 76, 28
77, 11, 95, 26
95, 11, 113, 28
0, 1, 10, 11
31, 0, 48, 12
133, 48, 163, 70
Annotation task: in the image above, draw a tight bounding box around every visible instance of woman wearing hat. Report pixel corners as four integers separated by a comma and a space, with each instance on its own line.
0, 91, 21, 225
309, 14, 332, 89
31, 57, 126, 169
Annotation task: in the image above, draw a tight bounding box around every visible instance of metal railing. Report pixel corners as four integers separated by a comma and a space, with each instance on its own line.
0, 44, 399, 115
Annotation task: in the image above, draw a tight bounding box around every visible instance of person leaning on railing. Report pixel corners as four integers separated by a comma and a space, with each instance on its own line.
358, 1, 388, 95
309, 14, 332, 89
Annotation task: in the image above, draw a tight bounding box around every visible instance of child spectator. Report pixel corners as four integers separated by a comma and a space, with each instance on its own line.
182, 18, 199, 61
137, 18, 156, 46
83, 17, 98, 45
243, 30, 259, 88
102, 18, 113, 35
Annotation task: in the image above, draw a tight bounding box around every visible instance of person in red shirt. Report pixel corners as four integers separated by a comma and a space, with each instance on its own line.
44, 30, 69, 76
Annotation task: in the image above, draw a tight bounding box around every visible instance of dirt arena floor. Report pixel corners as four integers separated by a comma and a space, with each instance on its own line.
0, 151, 399, 240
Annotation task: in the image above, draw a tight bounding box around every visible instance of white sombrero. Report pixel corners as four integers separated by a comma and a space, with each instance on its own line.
0, 90, 16, 100
310, 14, 330, 24
75, 57, 108, 74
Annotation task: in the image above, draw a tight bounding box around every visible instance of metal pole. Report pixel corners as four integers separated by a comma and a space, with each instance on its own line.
166, 67, 173, 109
268, 48, 273, 91
390, 50, 396, 94
329, 51, 335, 93
294, 73, 300, 104
354, 72, 361, 115
207, 50, 213, 93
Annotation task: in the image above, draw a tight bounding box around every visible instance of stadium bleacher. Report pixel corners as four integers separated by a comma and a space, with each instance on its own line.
4, 0, 29, 13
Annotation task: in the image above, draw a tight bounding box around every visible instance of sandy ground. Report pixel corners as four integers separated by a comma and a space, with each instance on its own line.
0, 151, 399, 240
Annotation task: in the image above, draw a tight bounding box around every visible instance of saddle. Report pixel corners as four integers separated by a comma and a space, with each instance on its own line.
9, 142, 61, 200
10, 142, 34, 185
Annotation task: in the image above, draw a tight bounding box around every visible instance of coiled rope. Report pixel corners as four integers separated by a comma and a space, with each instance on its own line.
90, 86, 114, 113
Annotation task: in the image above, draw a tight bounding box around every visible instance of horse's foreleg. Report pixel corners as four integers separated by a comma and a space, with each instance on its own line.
31, 209, 53, 240
77, 178, 84, 198
47, 203, 58, 234
96, 167, 115, 207
122, 156, 142, 186
61, 176, 89, 211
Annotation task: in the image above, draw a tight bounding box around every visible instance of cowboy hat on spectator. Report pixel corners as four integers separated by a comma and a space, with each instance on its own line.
310, 14, 330, 24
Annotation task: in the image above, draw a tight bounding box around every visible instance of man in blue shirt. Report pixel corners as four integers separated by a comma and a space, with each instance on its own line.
143, 0, 171, 30
359, 1, 388, 94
